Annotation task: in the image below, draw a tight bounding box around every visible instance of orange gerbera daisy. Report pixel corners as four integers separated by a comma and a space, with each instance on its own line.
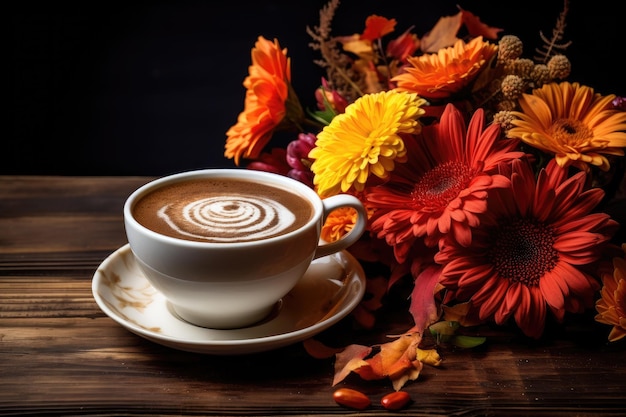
436, 159, 620, 338
365, 103, 524, 263
595, 244, 626, 342
508, 81, 626, 172
392, 36, 498, 100
225, 36, 303, 165
321, 206, 359, 243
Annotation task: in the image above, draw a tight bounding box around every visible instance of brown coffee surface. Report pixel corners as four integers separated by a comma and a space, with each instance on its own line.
132, 178, 314, 243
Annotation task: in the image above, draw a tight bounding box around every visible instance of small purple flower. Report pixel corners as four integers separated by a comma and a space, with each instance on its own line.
611, 96, 626, 111
246, 148, 290, 175
286, 133, 317, 187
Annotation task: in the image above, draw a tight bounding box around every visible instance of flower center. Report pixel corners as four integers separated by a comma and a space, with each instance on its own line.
488, 218, 558, 286
549, 118, 594, 147
412, 161, 472, 208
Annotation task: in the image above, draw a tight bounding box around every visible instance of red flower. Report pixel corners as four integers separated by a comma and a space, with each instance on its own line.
361, 15, 396, 41
365, 103, 524, 263
386, 28, 420, 63
246, 148, 290, 175
436, 159, 619, 338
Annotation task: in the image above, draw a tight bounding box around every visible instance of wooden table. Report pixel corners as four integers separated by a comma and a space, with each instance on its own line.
1, 175, 625, 416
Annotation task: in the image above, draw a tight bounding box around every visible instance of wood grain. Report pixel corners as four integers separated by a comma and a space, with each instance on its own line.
1, 176, 625, 416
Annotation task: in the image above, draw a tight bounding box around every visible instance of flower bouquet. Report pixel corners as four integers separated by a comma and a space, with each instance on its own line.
223, 0, 626, 392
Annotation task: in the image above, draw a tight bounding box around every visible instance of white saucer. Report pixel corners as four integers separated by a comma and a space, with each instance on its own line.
92, 244, 366, 355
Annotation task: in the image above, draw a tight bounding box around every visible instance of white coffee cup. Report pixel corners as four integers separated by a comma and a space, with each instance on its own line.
123, 169, 367, 329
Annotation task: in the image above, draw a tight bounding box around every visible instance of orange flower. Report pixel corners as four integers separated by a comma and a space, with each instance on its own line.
225, 36, 299, 165
595, 245, 626, 342
361, 15, 396, 41
321, 207, 358, 243
392, 36, 498, 100
508, 82, 626, 172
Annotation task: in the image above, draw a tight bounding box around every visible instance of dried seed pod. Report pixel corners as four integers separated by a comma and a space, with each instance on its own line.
381, 391, 412, 410
332, 388, 371, 410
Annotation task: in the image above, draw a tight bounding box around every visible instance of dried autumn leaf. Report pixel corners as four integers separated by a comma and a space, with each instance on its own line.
420, 12, 462, 53
353, 59, 385, 94
460, 9, 503, 40
416, 348, 442, 366
353, 333, 423, 391
339, 35, 375, 61
332, 344, 372, 386
302, 338, 343, 359
442, 301, 484, 327
429, 320, 460, 338
408, 265, 441, 333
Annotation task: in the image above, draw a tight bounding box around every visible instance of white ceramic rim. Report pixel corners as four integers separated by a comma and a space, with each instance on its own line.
124, 168, 323, 248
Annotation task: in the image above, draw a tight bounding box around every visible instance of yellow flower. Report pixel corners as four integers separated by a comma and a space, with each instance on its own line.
392, 36, 498, 100
309, 90, 427, 197
508, 81, 626, 172
595, 245, 626, 342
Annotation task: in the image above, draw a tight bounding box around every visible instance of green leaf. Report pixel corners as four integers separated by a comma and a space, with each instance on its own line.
452, 335, 487, 348
429, 321, 460, 336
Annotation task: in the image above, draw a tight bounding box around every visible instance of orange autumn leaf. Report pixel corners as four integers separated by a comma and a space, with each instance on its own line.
420, 12, 462, 53
333, 333, 423, 390
302, 338, 343, 359
361, 15, 397, 41
332, 344, 372, 386
340, 35, 376, 61
441, 301, 482, 327
419, 9, 502, 54
358, 334, 420, 378
460, 9, 503, 40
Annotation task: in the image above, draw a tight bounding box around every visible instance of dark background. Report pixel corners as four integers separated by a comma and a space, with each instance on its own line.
9, 0, 625, 176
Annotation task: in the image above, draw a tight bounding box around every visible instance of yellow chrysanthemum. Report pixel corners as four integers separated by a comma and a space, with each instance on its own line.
508, 81, 626, 172
309, 90, 427, 197
392, 36, 498, 100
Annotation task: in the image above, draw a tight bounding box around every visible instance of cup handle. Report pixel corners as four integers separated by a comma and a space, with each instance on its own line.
313, 194, 368, 260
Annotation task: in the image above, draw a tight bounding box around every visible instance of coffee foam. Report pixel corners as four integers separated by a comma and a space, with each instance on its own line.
132, 178, 313, 243
157, 195, 296, 242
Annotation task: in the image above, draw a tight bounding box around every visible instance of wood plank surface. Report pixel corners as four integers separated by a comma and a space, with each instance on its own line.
1, 176, 625, 416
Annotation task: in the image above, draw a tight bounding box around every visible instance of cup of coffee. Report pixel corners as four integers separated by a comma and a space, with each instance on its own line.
123, 169, 367, 329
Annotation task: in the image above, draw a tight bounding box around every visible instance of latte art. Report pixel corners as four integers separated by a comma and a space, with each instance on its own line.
158, 195, 296, 242
132, 178, 313, 243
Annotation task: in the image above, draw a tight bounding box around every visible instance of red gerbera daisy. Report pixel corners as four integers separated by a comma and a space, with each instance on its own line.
436, 158, 620, 338
365, 103, 525, 263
